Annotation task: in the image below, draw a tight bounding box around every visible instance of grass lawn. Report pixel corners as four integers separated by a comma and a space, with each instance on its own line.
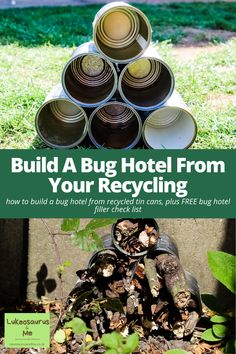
0, 2, 236, 149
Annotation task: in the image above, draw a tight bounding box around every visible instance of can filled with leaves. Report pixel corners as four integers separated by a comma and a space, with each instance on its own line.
112, 218, 159, 257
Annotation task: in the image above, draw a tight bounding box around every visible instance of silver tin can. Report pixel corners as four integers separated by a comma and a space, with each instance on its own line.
93, 2, 152, 64
142, 91, 197, 149
118, 45, 175, 111
88, 101, 142, 149
62, 42, 118, 108
35, 84, 88, 148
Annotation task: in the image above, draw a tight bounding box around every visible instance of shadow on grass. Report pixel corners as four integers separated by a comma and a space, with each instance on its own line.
0, 3, 236, 47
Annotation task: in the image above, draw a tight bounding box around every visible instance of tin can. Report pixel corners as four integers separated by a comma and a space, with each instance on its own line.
62, 42, 118, 108
93, 2, 152, 63
142, 91, 197, 149
148, 233, 179, 258
185, 271, 202, 313
35, 84, 88, 148
88, 249, 118, 269
118, 46, 175, 111
88, 101, 142, 149
111, 218, 159, 258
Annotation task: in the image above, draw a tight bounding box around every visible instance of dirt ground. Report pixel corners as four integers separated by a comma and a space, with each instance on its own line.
0, 0, 235, 9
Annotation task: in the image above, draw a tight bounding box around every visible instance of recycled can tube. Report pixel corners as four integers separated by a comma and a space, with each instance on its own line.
148, 233, 179, 258
62, 42, 117, 108
142, 91, 197, 149
118, 48, 175, 111
35, 84, 88, 148
101, 234, 113, 249
93, 2, 152, 63
88, 249, 118, 269
185, 271, 202, 313
88, 101, 142, 149
111, 218, 159, 258
67, 280, 93, 303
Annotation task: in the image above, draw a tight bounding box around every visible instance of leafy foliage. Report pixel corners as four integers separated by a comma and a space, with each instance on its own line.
57, 260, 72, 278
61, 218, 115, 252
201, 251, 235, 345
201, 328, 222, 342
212, 324, 229, 338
54, 329, 66, 344
210, 315, 229, 324
61, 218, 80, 232
101, 332, 139, 354
64, 317, 91, 335
208, 251, 236, 294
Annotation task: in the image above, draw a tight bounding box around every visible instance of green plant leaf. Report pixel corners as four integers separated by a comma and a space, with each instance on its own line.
124, 333, 139, 353
224, 339, 236, 353
208, 251, 236, 294
64, 317, 91, 335
212, 324, 229, 338
102, 332, 123, 349
61, 218, 80, 232
165, 350, 188, 354
86, 218, 116, 230
72, 230, 103, 252
201, 328, 222, 342
104, 350, 118, 354
201, 293, 224, 312
54, 329, 66, 344
211, 315, 229, 323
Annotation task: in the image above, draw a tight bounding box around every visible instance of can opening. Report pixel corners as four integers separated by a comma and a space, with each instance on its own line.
63, 54, 115, 105
89, 103, 141, 149
36, 99, 87, 148
95, 7, 150, 62
143, 107, 196, 149
120, 58, 173, 109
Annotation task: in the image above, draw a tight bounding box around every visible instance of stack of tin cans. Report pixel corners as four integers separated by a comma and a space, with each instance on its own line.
35, 2, 197, 149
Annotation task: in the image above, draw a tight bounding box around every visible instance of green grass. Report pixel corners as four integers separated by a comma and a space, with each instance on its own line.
0, 3, 236, 46
0, 3, 235, 149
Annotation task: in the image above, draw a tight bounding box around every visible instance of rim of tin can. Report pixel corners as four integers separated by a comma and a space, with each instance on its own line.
62, 52, 118, 108
148, 233, 179, 258
35, 98, 88, 149
111, 219, 159, 258
142, 106, 198, 149
88, 101, 142, 149
88, 248, 118, 269
118, 57, 175, 111
93, 5, 152, 64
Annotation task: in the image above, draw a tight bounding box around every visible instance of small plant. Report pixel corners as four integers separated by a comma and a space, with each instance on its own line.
61, 218, 116, 252
54, 317, 139, 354
57, 260, 72, 279
101, 331, 139, 354
201, 251, 235, 352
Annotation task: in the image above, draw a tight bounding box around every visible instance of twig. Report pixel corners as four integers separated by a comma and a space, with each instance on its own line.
144, 256, 161, 297
155, 253, 191, 309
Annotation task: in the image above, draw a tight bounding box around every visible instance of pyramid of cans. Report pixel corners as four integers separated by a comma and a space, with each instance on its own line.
35, 2, 197, 149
